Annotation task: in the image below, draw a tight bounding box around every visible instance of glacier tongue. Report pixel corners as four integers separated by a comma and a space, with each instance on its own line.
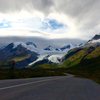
48, 54, 65, 63
28, 54, 48, 66
1, 40, 83, 67
28, 53, 65, 67
88, 39, 100, 43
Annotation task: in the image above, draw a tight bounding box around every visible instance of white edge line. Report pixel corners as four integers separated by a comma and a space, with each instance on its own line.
0, 77, 65, 91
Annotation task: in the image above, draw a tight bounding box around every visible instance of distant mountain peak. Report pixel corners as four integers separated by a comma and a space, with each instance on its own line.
26, 42, 37, 48
60, 45, 71, 51
87, 34, 100, 44
92, 34, 100, 40
44, 45, 54, 51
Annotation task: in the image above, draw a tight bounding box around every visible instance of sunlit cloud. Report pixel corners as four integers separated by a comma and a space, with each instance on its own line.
0, 20, 11, 28
0, 0, 100, 39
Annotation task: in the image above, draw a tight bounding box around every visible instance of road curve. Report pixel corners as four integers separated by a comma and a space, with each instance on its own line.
0, 75, 100, 100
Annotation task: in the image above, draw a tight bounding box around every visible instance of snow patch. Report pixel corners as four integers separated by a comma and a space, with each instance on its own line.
89, 39, 100, 43
28, 54, 48, 66
48, 54, 65, 63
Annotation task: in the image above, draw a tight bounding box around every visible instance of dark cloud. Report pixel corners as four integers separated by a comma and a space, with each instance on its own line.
0, 0, 54, 13
0, 0, 99, 27
54, 0, 100, 33
32, 0, 53, 12
0, 0, 100, 38
54, 0, 95, 18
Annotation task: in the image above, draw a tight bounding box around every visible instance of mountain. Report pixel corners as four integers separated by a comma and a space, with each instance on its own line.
26, 42, 37, 47
37, 34, 100, 83
0, 37, 85, 68
0, 35, 99, 82
0, 38, 85, 54
0, 42, 38, 68
88, 34, 100, 43
44, 44, 72, 52
86, 34, 100, 46
0, 41, 70, 68
30, 34, 100, 83
57, 34, 100, 68
28, 54, 64, 67
54, 35, 100, 67
61, 44, 100, 83
60, 45, 71, 51
44, 45, 59, 51
59, 44, 79, 51
0, 36, 85, 48
0, 34, 100, 81
28, 43, 81, 66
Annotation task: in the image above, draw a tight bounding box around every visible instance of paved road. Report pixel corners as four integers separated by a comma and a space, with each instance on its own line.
0, 75, 100, 100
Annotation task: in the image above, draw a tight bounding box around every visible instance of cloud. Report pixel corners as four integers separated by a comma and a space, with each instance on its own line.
53, 0, 100, 38
0, 20, 11, 28
0, 0, 54, 13
0, 0, 100, 39
42, 19, 66, 30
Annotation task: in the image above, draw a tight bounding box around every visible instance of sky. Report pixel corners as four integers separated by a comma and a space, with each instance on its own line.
0, 0, 100, 40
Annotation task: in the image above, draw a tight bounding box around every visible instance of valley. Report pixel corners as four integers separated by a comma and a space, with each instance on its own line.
0, 35, 100, 84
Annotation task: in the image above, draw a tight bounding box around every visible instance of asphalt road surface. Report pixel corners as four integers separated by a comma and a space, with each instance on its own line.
0, 75, 100, 100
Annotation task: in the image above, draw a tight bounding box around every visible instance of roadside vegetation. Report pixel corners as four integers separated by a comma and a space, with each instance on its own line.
0, 67, 67, 79
0, 46, 100, 84
60, 47, 100, 84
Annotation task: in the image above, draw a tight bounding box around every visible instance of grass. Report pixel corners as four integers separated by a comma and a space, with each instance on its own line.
61, 49, 86, 68
67, 56, 100, 83
0, 46, 100, 85
0, 68, 67, 79
12, 55, 31, 62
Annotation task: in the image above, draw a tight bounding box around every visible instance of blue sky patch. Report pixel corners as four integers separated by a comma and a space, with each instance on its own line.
42, 19, 65, 30
0, 20, 11, 28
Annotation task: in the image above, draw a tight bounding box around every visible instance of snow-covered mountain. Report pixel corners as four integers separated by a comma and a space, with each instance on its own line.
48, 54, 64, 63
0, 36, 85, 49
85, 34, 100, 47
0, 42, 39, 68
0, 41, 77, 66
0, 37, 85, 54
44, 44, 72, 52
0, 42, 79, 54
88, 34, 100, 43
28, 53, 65, 67
0, 37, 85, 68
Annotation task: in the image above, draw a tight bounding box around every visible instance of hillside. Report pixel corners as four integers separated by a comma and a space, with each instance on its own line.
0, 35, 100, 82
0, 37, 85, 69
35, 34, 100, 83
64, 46, 100, 83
